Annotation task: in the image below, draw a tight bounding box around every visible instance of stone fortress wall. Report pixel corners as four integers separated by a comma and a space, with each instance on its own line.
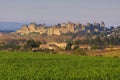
16, 22, 105, 35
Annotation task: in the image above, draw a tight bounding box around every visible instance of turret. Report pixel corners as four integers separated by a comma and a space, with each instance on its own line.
100, 21, 105, 30
28, 23, 36, 32
101, 21, 105, 28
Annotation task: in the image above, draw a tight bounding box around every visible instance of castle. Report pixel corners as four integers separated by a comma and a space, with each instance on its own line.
16, 22, 105, 35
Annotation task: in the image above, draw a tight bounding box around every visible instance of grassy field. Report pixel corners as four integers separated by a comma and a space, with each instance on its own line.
0, 51, 120, 80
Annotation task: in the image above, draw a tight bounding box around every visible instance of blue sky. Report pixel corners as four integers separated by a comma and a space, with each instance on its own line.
0, 0, 120, 26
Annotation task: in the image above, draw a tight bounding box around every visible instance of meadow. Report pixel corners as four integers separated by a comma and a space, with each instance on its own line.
0, 51, 120, 80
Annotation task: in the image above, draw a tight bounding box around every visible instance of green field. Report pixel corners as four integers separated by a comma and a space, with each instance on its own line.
0, 51, 120, 80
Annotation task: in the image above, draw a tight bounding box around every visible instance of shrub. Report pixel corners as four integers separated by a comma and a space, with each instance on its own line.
65, 43, 72, 50
73, 49, 86, 55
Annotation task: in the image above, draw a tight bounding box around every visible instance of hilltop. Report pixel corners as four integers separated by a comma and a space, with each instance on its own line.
1, 21, 120, 56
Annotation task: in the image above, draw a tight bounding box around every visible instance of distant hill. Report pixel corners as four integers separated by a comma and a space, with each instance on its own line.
0, 30, 15, 33
0, 22, 23, 31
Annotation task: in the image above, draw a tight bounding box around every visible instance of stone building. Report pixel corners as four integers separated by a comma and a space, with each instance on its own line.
39, 42, 67, 50
48, 42, 67, 50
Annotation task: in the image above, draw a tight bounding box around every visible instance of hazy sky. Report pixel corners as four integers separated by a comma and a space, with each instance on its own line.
0, 0, 120, 26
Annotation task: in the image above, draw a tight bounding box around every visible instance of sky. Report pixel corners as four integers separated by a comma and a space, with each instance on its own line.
0, 0, 120, 27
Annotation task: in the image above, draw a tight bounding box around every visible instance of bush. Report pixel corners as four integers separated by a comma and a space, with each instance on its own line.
73, 49, 86, 55
24, 39, 41, 50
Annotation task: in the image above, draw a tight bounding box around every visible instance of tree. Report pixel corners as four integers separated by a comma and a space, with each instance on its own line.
26, 39, 41, 48
65, 43, 72, 50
